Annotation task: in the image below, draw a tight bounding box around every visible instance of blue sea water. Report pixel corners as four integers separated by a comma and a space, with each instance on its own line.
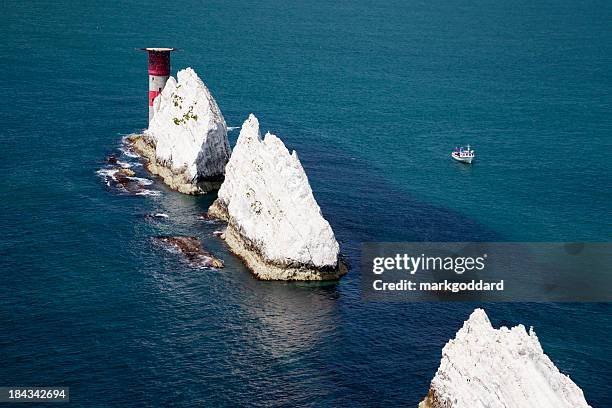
1, 0, 611, 406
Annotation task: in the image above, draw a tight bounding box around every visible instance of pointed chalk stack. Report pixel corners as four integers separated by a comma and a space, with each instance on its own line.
209, 114, 344, 281
420, 309, 591, 408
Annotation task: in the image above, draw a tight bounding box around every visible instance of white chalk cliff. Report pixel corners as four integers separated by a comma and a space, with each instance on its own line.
129, 67, 231, 194
419, 308, 591, 408
209, 114, 344, 281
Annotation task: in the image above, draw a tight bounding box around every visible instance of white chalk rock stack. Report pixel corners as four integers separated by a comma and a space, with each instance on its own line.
209, 114, 345, 281
419, 308, 591, 408
130, 67, 231, 194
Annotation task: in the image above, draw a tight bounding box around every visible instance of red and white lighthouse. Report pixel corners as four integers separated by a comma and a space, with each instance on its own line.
140, 47, 176, 123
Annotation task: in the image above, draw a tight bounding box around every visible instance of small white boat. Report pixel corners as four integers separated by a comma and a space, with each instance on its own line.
451, 145, 475, 164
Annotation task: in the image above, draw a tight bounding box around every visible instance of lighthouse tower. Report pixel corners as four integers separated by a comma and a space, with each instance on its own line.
140, 48, 176, 123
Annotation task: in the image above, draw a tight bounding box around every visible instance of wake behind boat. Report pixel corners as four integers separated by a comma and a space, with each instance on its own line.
452, 145, 475, 164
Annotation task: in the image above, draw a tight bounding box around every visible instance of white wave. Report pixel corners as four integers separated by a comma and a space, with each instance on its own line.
130, 177, 154, 185
96, 168, 119, 178
117, 160, 132, 168
120, 134, 144, 158
227, 126, 240, 131
135, 190, 161, 197
119, 146, 140, 158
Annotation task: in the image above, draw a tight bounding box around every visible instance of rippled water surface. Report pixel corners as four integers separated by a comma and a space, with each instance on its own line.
1, 0, 610, 406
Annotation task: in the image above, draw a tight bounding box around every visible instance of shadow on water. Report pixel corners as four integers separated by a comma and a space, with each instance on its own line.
296, 141, 500, 244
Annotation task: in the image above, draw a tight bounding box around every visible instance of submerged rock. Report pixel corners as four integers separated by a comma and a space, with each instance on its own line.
419, 308, 591, 408
154, 236, 223, 269
129, 68, 231, 195
209, 114, 345, 281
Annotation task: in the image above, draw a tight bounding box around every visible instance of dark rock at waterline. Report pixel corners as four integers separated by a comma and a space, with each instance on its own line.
113, 171, 144, 192
153, 236, 224, 268
99, 164, 155, 196
198, 212, 213, 221
107, 155, 118, 164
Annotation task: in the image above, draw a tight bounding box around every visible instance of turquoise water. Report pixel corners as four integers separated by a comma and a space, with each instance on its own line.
1, 0, 610, 406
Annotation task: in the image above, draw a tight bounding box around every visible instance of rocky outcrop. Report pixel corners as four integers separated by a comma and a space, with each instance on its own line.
208, 114, 345, 281
129, 68, 231, 195
419, 309, 591, 408
97, 166, 150, 195
153, 236, 224, 269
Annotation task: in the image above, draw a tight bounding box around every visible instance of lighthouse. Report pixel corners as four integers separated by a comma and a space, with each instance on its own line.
140, 48, 176, 123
